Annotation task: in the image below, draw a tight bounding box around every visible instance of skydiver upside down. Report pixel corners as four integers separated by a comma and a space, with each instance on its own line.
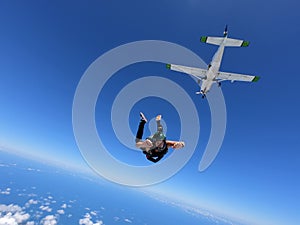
135, 112, 185, 163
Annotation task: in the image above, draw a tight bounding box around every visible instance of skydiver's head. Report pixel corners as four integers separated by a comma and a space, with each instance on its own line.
151, 132, 166, 150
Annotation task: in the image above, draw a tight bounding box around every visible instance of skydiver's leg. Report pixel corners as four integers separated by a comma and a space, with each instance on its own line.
135, 121, 145, 143
135, 112, 147, 143
156, 115, 163, 132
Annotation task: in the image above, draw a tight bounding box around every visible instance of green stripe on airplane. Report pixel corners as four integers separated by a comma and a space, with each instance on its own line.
241, 41, 250, 47
252, 76, 260, 82
166, 64, 171, 69
200, 36, 208, 43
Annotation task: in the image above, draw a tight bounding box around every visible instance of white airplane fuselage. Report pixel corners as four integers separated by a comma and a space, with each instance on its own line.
200, 37, 227, 96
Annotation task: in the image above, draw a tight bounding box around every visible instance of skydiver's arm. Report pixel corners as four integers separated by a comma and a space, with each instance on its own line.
166, 140, 185, 149
136, 139, 153, 149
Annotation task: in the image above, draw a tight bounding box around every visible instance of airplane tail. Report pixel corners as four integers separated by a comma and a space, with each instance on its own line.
200, 26, 249, 47
223, 25, 228, 37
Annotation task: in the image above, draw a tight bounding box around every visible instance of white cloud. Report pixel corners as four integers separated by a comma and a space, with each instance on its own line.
41, 215, 57, 225
39, 205, 52, 212
26, 222, 35, 225
84, 213, 91, 219
61, 203, 67, 209
25, 199, 38, 208
0, 204, 30, 225
0, 163, 8, 167
57, 209, 65, 215
13, 212, 30, 223
78, 213, 103, 225
0, 204, 22, 213
28, 199, 38, 205
90, 211, 97, 216
79, 217, 103, 225
124, 218, 132, 223
79, 217, 92, 225
0, 214, 18, 225
1, 187, 11, 195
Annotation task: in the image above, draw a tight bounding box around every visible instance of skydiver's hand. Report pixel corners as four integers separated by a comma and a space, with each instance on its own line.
145, 139, 153, 147
173, 141, 185, 149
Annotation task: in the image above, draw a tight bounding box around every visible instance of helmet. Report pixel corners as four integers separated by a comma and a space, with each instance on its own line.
152, 132, 166, 142
146, 132, 167, 151
153, 132, 166, 151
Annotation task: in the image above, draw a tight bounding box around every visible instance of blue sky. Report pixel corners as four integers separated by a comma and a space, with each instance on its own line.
0, 1, 299, 225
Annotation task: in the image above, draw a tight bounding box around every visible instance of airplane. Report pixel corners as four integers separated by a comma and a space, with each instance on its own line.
166, 25, 260, 98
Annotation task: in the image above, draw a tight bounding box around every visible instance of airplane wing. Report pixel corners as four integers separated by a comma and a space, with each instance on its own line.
166, 64, 207, 80
201, 36, 249, 47
217, 71, 260, 82
201, 36, 224, 46
225, 38, 250, 47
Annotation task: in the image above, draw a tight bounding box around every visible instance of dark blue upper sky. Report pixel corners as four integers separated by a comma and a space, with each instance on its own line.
0, 1, 299, 225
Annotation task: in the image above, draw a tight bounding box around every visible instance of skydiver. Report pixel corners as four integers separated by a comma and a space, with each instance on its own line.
135, 112, 185, 163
